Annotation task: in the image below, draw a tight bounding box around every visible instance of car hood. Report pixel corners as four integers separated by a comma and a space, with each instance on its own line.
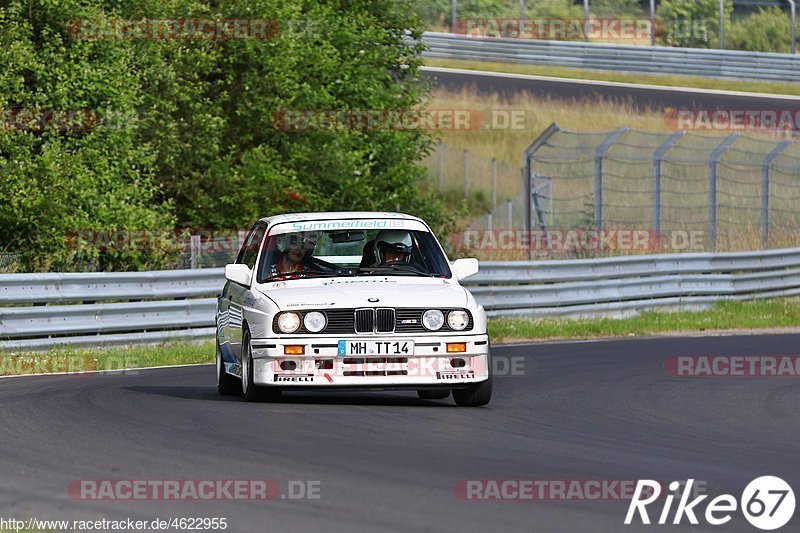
255, 277, 469, 310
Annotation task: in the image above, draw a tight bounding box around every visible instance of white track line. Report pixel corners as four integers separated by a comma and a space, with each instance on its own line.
422, 66, 800, 101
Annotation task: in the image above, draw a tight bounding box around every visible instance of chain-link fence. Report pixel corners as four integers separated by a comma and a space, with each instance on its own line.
522, 123, 800, 255
0, 252, 22, 273
420, 141, 524, 206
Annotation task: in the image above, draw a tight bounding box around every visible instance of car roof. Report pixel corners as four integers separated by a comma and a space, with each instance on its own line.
257, 211, 426, 226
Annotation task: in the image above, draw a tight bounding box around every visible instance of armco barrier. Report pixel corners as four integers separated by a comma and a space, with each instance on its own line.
421, 32, 800, 83
3, 248, 800, 350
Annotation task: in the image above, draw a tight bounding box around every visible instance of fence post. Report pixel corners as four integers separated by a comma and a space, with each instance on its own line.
761, 140, 791, 248
463, 149, 469, 198
652, 131, 685, 236
451, 0, 457, 33
437, 140, 444, 190
594, 128, 628, 231
190, 234, 201, 269
507, 199, 513, 229
487, 212, 493, 232
708, 133, 739, 250
522, 123, 562, 258
491, 158, 498, 208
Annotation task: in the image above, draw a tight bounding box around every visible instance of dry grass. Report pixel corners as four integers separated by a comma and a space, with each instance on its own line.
425, 87, 800, 257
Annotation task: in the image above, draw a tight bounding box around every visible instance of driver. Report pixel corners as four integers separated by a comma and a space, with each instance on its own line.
268, 232, 319, 279
371, 229, 413, 266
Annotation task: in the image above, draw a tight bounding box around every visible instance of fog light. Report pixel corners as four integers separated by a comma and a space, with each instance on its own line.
446, 343, 466, 353
279, 360, 297, 371
316, 359, 333, 370
284, 345, 305, 355
450, 358, 466, 368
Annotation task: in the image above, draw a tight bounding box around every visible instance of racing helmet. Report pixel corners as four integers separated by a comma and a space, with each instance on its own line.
374, 229, 412, 264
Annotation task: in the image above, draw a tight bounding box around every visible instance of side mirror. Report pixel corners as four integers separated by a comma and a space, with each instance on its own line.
225, 264, 252, 286
451, 258, 479, 281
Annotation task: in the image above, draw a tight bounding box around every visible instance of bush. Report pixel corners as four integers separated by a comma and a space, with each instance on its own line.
656, 0, 732, 48
729, 7, 793, 53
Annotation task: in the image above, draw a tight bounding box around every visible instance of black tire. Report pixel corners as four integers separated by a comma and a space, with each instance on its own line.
417, 389, 450, 400
242, 330, 281, 402
452, 375, 492, 407
216, 339, 240, 396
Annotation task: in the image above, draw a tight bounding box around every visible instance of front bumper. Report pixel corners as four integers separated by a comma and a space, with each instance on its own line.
249, 334, 490, 387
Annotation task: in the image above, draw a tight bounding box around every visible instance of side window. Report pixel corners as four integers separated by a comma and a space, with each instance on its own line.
236, 224, 266, 269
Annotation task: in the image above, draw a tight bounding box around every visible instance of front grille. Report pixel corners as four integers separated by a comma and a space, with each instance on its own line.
376, 308, 395, 333
354, 308, 374, 333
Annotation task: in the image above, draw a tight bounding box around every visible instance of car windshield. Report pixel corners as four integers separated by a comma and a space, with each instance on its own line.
256, 226, 451, 282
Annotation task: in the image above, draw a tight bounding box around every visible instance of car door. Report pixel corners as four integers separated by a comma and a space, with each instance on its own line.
227, 222, 267, 364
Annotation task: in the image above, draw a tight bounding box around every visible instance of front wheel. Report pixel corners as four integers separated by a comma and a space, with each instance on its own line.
242, 330, 281, 402
452, 375, 492, 407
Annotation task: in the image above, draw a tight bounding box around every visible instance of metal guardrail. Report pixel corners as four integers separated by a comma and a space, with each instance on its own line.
3, 248, 800, 350
421, 32, 800, 82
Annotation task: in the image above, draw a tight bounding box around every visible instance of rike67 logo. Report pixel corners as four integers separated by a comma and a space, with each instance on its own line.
625, 477, 795, 530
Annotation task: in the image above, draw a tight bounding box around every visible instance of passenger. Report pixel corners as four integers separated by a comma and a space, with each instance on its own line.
267, 233, 318, 279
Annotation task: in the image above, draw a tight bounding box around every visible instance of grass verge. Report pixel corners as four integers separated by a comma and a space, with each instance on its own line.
3, 299, 800, 376
424, 58, 800, 97
489, 299, 800, 343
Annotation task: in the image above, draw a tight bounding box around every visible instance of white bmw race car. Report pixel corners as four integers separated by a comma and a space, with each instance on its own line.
215, 211, 491, 406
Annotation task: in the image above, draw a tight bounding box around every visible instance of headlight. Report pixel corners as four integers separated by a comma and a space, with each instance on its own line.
277, 312, 301, 333
303, 311, 327, 333
422, 309, 444, 331
447, 310, 469, 330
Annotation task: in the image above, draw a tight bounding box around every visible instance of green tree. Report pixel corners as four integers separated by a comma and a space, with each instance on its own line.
729, 7, 793, 53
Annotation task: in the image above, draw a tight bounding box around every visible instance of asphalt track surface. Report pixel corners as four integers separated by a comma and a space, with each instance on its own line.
1, 333, 798, 532
423, 67, 800, 111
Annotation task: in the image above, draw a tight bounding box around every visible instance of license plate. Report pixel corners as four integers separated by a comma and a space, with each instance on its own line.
337, 340, 414, 356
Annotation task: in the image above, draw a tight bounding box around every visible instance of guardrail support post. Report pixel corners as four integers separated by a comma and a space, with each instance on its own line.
594, 128, 628, 231
761, 140, 791, 248
708, 133, 739, 250
652, 131, 685, 237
